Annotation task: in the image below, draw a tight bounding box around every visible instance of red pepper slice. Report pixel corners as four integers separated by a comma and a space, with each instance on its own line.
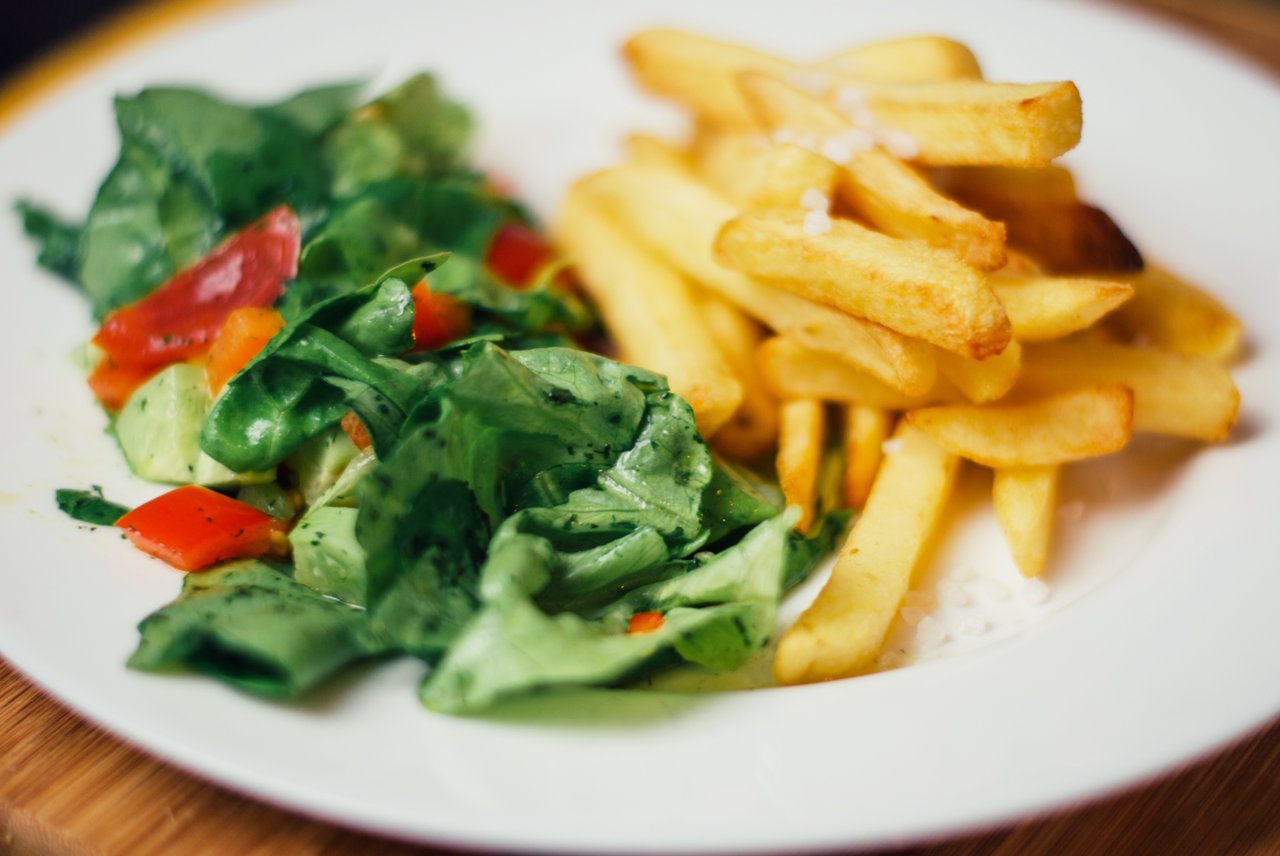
116, 485, 288, 572
409, 280, 470, 351
485, 221, 552, 288
93, 205, 300, 371
87, 358, 166, 412
628, 611, 665, 634
340, 410, 372, 451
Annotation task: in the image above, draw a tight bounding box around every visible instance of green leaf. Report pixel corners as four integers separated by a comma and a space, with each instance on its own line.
15, 202, 82, 283
128, 561, 382, 697
200, 273, 441, 471
421, 513, 797, 713
54, 487, 129, 526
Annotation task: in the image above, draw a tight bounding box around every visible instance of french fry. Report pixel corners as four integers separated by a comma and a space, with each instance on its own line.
738, 73, 1006, 269
832, 80, 1083, 167
623, 29, 794, 128
938, 163, 1079, 203
991, 274, 1133, 342
934, 339, 1022, 403
747, 144, 840, 211
757, 337, 945, 410
814, 35, 982, 83
553, 185, 743, 436
1110, 264, 1244, 363
993, 465, 1059, 578
774, 423, 958, 684
578, 163, 937, 394
941, 166, 1144, 274
715, 209, 1012, 359
692, 132, 839, 211
623, 133, 690, 170
690, 130, 770, 207
1017, 341, 1240, 442
906, 385, 1133, 467
841, 405, 894, 509
777, 398, 826, 532
998, 248, 1048, 276
700, 293, 779, 461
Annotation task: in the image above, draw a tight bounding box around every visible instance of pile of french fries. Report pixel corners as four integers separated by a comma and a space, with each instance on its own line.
553, 29, 1244, 686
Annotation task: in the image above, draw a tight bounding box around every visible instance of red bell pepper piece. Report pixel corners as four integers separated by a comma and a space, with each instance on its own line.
93, 206, 300, 372
204, 306, 286, 395
87, 358, 166, 412
340, 410, 372, 451
628, 611, 665, 634
485, 221, 552, 288
409, 280, 470, 351
116, 485, 289, 572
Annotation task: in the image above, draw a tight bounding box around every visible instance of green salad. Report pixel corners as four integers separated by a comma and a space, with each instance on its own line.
21, 74, 841, 713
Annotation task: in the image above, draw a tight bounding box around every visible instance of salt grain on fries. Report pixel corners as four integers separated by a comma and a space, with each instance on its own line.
554, 27, 1246, 685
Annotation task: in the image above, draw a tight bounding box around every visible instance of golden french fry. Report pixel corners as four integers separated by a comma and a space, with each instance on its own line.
623, 133, 690, 170
748, 144, 840, 211
757, 337, 945, 410
774, 423, 958, 684
814, 36, 982, 83
991, 274, 1133, 342
700, 293, 779, 461
993, 465, 1059, 578
553, 184, 743, 436
777, 398, 826, 532
623, 29, 794, 128
690, 130, 770, 207
578, 163, 937, 394
715, 209, 1012, 359
998, 248, 1047, 276
832, 80, 1083, 167
841, 404, 894, 509
906, 385, 1133, 467
937, 164, 1079, 202
934, 339, 1022, 403
941, 166, 1144, 274
1018, 341, 1240, 442
1110, 264, 1244, 363
737, 73, 1006, 269
692, 132, 839, 212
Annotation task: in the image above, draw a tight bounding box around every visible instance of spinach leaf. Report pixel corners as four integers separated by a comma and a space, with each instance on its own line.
128, 561, 382, 697
284, 174, 594, 338
36, 82, 360, 317
16, 202, 81, 283
200, 259, 446, 472
54, 487, 130, 526
783, 510, 851, 592
324, 73, 472, 190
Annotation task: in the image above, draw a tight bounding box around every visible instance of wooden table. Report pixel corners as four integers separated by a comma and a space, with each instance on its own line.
3, 1, 1278, 854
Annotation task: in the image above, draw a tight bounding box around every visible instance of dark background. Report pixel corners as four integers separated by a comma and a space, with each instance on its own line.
3, 0, 138, 80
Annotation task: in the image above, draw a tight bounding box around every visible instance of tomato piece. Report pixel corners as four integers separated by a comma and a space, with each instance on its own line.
93, 206, 300, 370
116, 485, 288, 572
86, 357, 164, 411
205, 306, 286, 395
485, 221, 552, 288
628, 611, 665, 634
340, 410, 372, 451
410, 281, 470, 351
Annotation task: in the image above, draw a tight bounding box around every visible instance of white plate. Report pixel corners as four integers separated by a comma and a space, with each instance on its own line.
1, 0, 1278, 852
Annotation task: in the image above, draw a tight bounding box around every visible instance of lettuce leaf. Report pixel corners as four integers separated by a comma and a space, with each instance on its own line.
129, 560, 382, 697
